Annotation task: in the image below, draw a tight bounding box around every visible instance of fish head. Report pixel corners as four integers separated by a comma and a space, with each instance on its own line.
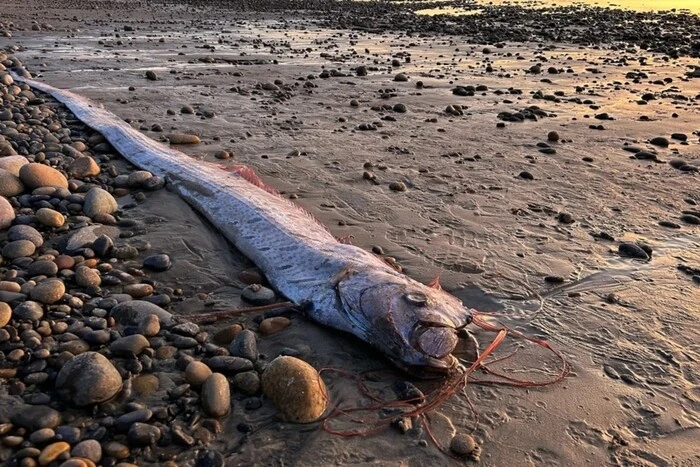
337, 269, 472, 378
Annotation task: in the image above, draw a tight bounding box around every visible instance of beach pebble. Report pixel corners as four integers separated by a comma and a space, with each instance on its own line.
70, 439, 102, 462
30, 279, 65, 304
681, 214, 700, 225
110, 300, 173, 326
168, 134, 200, 144
212, 324, 243, 345
103, 441, 130, 459
83, 187, 118, 218
389, 181, 407, 192
123, 283, 154, 298
35, 207, 65, 228
394, 73, 408, 82
0, 169, 24, 197
196, 450, 225, 467
19, 163, 68, 189
0, 196, 14, 230
241, 284, 275, 305
143, 254, 171, 271
214, 150, 230, 159
229, 329, 258, 361
12, 301, 44, 321
75, 266, 101, 288
56, 351, 122, 406
11, 405, 62, 431
8, 225, 43, 247
69, 156, 100, 178
547, 131, 560, 142
181, 105, 194, 114
0, 155, 28, 176
38, 441, 70, 465
201, 373, 231, 418
110, 334, 150, 356
28, 260, 58, 276
232, 371, 260, 395
145, 70, 158, 81
2, 239, 35, 258
649, 136, 669, 147
127, 423, 161, 446
259, 316, 291, 335
618, 243, 650, 260
450, 433, 477, 456
185, 361, 212, 387
0, 302, 10, 327
261, 356, 327, 422
137, 314, 160, 337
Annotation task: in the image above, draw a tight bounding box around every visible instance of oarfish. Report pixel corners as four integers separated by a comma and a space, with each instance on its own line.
12, 73, 474, 377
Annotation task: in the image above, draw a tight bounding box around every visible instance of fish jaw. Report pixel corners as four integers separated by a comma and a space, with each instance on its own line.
336, 269, 472, 377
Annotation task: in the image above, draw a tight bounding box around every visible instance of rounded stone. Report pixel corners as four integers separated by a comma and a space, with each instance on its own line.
38, 441, 70, 466
56, 351, 123, 406
123, 283, 153, 298
0, 155, 29, 176
11, 406, 62, 431
232, 371, 260, 395
35, 207, 65, 228
229, 329, 258, 361
2, 239, 35, 259
28, 260, 58, 277
30, 279, 65, 304
143, 254, 171, 272
19, 163, 68, 189
547, 131, 560, 142
241, 284, 275, 306
201, 373, 231, 418
70, 439, 102, 462
212, 324, 243, 345
450, 433, 477, 456
259, 317, 291, 336
109, 334, 150, 356
261, 356, 327, 422
0, 195, 15, 230
12, 300, 44, 321
0, 301, 11, 327
8, 225, 43, 247
0, 168, 24, 197
75, 266, 101, 288
83, 187, 117, 218
68, 156, 100, 179
185, 361, 212, 387
137, 314, 160, 337
109, 300, 174, 327
127, 423, 161, 447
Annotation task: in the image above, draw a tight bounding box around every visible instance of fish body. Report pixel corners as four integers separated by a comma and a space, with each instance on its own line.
14, 74, 473, 376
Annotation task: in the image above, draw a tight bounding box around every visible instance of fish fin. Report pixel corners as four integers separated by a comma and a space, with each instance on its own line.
337, 235, 354, 245
427, 276, 442, 291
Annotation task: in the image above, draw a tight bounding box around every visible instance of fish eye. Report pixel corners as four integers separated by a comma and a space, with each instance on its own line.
404, 292, 428, 306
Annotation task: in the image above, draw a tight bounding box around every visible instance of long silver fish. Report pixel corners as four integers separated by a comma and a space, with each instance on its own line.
12, 73, 474, 377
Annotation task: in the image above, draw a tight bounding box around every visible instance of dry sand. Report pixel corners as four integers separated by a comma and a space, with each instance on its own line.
2, 0, 700, 465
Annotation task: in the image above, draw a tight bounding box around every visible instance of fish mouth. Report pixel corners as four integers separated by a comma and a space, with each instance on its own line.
402, 354, 458, 379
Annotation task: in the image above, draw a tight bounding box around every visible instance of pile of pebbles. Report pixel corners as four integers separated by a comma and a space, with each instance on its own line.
0, 54, 326, 466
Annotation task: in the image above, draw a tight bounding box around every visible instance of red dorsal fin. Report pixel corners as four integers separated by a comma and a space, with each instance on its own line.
427, 276, 442, 290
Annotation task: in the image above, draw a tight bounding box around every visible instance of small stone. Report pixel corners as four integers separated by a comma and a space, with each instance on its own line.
394, 73, 408, 82
196, 450, 225, 467
0, 155, 28, 176
11, 406, 62, 431
547, 131, 560, 142
8, 225, 43, 247
518, 171, 534, 180
214, 150, 230, 160
137, 314, 160, 337
259, 316, 291, 335
229, 329, 258, 361
389, 181, 407, 192
232, 371, 260, 395
557, 212, 575, 224
181, 105, 194, 114
35, 208, 65, 228
28, 260, 59, 277
83, 187, 117, 218
185, 361, 212, 387
75, 266, 101, 288
649, 136, 669, 147
145, 70, 158, 81
450, 433, 477, 456
212, 324, 243, 345
681, 214, 700, 225
110, 300, 174, 327
70, 439, 102, 462
392, 103, 407, 113
261, 356, 327, 422
19, 163, 68, 189
68, 157, 100, 178
143, 254, 171, 271
123, 283, 154, 298
38, 441, 70, 466
2, 239, 35, 259
12, 301, 44, 321
110, 334, 150, 356
201, 373, 231, 418
619, 243, 650, 260
0, 169, 24, 197
30, 279, 65, 304
127, 423, 161, 446
56, 351, 122, 406
0, 302, 11, 327
132, 373, 160, 396
241, 284, 276, 306
168, 134, 200, 145
0, 196, 16, 230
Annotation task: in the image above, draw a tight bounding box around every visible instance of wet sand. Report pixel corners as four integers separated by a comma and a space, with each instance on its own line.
2, 0, 700, 465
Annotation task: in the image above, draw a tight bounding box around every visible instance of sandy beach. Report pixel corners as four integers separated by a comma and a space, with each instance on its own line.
1, 0, 699, 465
